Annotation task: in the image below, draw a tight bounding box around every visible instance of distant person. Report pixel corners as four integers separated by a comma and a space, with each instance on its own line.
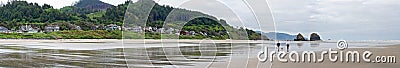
286, 43, 290, 52
277, 41, 281, 51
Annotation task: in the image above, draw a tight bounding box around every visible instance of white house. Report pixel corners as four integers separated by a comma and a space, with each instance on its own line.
145, 27, 154, 32
164, 28, 175, 34
156, 28, 164, 33
19, 25, 38, 33
131, 26, 143, 33
105, 24, 121, 30
189, 31, 196, 35
75, 26, 82, 30
44, 25, 60, 32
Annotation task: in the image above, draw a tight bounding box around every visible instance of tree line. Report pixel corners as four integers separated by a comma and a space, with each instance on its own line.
0, 0, 268, 40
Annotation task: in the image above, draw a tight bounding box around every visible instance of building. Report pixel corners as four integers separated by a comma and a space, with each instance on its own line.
44, 25, 60, 32
180, 31, 190, 35
75, 26, 82, 30
145, 27, 154, 32
164, 28, 175, 34
131, 26, 143, 33
105, 24, 121, 30
0, 26, 8, 33
189, 31, 196, 35
92, 26, 99, 30
199, 32, 208, 36
156, 28, 164, 33
19, 25, 38, 33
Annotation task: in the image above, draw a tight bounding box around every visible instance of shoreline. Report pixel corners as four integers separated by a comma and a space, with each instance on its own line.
0, 39, 397, 43
0, 39, 329, 43
0, 39, 398, 44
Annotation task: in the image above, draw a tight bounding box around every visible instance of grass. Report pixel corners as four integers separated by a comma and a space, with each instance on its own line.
0, 30, 122, 39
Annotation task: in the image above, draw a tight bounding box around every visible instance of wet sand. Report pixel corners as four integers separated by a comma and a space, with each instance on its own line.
225, 44, 400, 68
0, 39, 321, 44
0, 39, 398, 68
272, 44, 399, 68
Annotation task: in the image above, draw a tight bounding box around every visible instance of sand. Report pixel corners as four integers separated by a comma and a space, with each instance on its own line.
0, 39, 326, 44
213, 44, 400, 68
269, 44, 400, 68
0, 39, 397, 68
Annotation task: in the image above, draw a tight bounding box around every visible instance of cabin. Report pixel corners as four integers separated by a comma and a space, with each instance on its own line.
156, 28, 164, 33
105, 24, 121, 30
131, 27, 143, 33
164, 28, 175, 34
180, 31, 189, 35
75, 26, 82, 30
199, 32, 208, 36
145, 27, 154, 32
189, 31, 196, 35
0, 26, 9, 33
70, 25, 82, 30
19, 25, 38, 33
44, 25, 60, 32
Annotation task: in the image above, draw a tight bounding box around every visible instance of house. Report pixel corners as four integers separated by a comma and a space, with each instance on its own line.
105, 24, 121, 30
44, 25, 60, 32
189, 31, 196, 35
156, 28, 164, 33
75, 26, 82, 30
164, 28, 175, 34
180, 31, 189, 35
199, 32, 208, 36
91, 25, 100, 30
19, 25, 38, 33
0, 26, 9, 33
153, 27, 158, 32
145, 27, 154, 32
131, 26, 143, 33
68, 25, 81, 30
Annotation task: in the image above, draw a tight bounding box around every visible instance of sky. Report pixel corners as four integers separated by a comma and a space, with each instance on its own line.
268, 0, 400, 40
0, 0, 399, 40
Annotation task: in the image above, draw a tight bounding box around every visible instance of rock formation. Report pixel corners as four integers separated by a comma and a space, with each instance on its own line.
310, 33, 322, 41
294, 33, 306, 41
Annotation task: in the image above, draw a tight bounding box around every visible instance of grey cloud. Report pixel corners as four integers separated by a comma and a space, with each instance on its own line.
269, 0, 400, 40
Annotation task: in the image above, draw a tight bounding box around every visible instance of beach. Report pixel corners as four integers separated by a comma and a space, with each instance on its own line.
0, 39, 399, 68
270, 44, 400, 68
210, 44, 400, 68
0, 39, 324, 44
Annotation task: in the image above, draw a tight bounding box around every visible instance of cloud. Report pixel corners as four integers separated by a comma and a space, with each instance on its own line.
269, 0, 400, 40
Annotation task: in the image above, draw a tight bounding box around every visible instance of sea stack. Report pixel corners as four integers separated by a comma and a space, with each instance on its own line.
310, 33, 321, 41
294, 33, 306, 41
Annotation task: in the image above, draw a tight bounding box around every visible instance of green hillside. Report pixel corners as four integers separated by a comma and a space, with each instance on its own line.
0, 0, 268, 40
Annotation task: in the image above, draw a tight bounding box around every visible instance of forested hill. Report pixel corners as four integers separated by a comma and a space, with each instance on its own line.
0, 1, 74, 26
59, 0, 114, 14
0, 0, 268, 40
0, 0, 122, 30
0, 0, 227, 29
124, 0, 267, 40
73, 0, 113, 11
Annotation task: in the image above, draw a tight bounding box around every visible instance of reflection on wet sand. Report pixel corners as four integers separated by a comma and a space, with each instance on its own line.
0, 40, 398, 68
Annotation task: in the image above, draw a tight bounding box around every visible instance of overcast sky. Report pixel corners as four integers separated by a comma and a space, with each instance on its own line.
0, 0, 399, 40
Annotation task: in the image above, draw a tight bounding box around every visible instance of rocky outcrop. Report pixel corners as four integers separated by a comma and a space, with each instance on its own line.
310, 33, 321, 41
294, 33, 306, 41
